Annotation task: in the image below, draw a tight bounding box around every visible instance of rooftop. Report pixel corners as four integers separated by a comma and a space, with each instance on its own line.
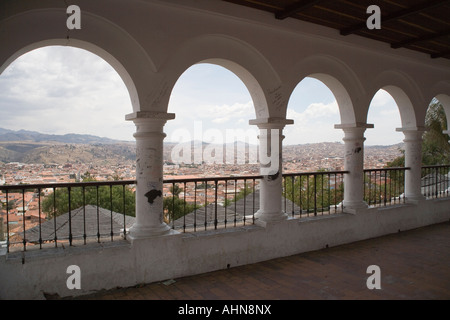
72, 221, 450, 300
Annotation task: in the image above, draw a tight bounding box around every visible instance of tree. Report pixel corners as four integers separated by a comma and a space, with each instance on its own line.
386, 100, 450, 167
283, 169, 344, 213
163, 185, 198, 223
422, 100, 450, 165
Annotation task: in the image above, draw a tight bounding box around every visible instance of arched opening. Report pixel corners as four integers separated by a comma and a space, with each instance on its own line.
0, 46, 134, 142
285, 76, 343, 172
364, 88, 412, 206
0, 45, 138, 250
167, 62, 257, 171
164, 62, 260, 230
283, 76, 348, 217
422, 97, 450, 165
366, 89, 404, 147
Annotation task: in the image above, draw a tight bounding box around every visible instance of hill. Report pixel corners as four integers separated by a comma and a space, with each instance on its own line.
0, 128, 135, 166
0, 128, 404, 167
0, 128, 123, 144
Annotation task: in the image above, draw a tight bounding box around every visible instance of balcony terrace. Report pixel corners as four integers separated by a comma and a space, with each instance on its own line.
75, 221, 450, 300
1, 0, 450, 300
1, 166, 449, 299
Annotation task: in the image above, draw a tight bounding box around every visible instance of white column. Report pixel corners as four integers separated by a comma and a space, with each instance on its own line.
250, 118, 293, 222
126, 111, 176, 239
335, 123, 373, 213
397, 127, 426, 202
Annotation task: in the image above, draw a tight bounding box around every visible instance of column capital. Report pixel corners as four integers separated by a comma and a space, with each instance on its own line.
249, 117, 294, 129
125, 111, 176, 122
397, 127, 427, 142
334, 122, 374, 130
396, 126, 427, 133
126, 112, 175, 137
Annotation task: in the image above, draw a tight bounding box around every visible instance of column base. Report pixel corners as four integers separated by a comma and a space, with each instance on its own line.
342, 200, 368, 214
405, 194, 426, 204
254, 209, 288, 222
128, 223, 177, 240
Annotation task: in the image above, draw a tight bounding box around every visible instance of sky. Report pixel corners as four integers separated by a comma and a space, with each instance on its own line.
0, 46, 407, 146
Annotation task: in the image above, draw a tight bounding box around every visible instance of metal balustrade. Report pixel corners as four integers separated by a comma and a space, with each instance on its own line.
421, 165, 450, 199
282, 171, 347, 217
0, 180, 136, 253
163, 175, 262, 233
363, 167, 410, 207
2, 165, 449, 253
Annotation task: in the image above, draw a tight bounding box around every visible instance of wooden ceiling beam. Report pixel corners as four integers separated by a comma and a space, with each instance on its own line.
275, 0, 327, 20
341, 0, 450, 36
431, 50, 450, 59
391, 28, 450, 49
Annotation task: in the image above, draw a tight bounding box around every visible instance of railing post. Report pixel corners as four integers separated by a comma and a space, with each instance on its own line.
397, 127, 426, 203
126, 111, 176, 239
249, 117, 293, 222
335, 123, 373, 213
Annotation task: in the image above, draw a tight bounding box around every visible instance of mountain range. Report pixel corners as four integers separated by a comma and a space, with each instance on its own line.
0, 128, 124, 144
0, 128, 404, 166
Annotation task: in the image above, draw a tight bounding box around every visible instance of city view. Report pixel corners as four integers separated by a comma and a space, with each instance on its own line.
0, 130, 404, 249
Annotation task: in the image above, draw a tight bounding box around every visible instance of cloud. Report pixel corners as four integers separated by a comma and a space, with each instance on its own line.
0, 46, 134, 140
0, 48, 407, 146
284, 101, 342, 145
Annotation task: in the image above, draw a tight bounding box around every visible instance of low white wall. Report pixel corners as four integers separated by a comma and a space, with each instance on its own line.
1, 198, 449, 299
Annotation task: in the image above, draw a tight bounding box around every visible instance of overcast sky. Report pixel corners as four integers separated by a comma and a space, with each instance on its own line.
0, 46, 406, 146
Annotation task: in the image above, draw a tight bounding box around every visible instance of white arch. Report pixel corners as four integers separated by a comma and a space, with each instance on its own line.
434, 94, 450, 133
163, 34, 283, 119
0, 8, 157, 113
285, 54, 364, 125
370, 70, 425, 129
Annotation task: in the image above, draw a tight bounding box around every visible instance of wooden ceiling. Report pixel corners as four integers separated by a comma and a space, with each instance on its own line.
223, 0, 450, 60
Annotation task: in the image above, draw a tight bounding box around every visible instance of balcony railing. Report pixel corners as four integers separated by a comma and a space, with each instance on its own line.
364, 167, 410, 207
1, 166, 449, 253
282, 171, 347, 217
421, 165, 450, 199
163, 175, 262, 233
0, 180, 136, 253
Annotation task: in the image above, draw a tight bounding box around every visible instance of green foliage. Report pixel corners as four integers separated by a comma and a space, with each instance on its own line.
283, 170, 344, 213
422, 100, 450, 165
42, 179, 136, 218
386, 100, 449, 167
163, 185, 198, 223
363, 169, 406, 205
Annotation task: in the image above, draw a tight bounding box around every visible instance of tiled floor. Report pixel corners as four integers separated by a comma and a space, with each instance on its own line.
74, 221, 450, 300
